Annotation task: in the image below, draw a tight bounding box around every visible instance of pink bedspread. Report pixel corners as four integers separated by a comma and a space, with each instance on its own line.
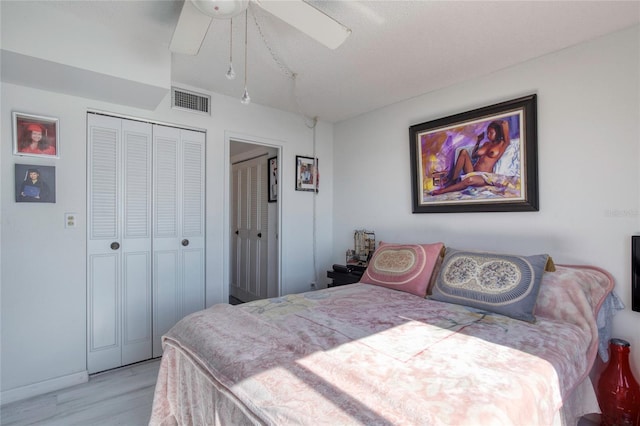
150, 265, 613, 425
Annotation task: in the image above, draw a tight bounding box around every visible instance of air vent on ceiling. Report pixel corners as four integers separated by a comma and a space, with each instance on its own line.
171, 87, 210, 115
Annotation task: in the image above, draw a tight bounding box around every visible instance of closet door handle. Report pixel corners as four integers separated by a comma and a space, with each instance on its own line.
182, 239, 189, 247
110, 242, 120, 250
257, 232, 262, 238
235, 230, 239, 235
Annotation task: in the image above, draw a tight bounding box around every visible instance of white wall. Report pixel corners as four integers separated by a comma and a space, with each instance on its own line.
0, 1, 170, 87
1, 1, 170, 110
0, 83, 334, 398
333, 26, 640, 373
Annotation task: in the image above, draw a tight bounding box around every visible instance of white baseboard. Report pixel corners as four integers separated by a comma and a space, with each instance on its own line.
1, 371, 89, 405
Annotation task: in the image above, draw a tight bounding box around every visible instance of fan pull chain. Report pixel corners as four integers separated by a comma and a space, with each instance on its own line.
252, 12, 295, 79
241, 10, 250, 104
225, 19, 236, 80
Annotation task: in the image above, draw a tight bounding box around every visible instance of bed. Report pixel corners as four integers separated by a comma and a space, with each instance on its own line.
149, 246, 614, 426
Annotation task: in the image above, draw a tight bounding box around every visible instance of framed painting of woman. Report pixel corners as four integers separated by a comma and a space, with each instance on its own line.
409, 95, 538, 213
12, 112, 60, 158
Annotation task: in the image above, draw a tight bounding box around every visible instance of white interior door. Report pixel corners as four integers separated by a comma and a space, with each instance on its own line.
152, 125, 205, 358
231, 155, 269, 302
120, 121, 153, 366
87, 114, 152, 374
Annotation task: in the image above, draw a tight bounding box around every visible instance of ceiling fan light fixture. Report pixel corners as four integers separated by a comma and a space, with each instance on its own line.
191, 0, 249, 19
225, 64, 236, 80
172, 0, 350, 56
241, 87, 251, 104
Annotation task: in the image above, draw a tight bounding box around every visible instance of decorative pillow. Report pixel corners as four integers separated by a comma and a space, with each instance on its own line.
359, 242, 445, 297
430, 248, 551, 322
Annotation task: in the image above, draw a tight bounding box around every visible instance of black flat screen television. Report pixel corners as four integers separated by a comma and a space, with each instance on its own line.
633, 236, 640, 312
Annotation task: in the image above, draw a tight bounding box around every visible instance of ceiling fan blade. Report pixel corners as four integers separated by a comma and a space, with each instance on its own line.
170, 0, 213, 55
254, 0, 351, 50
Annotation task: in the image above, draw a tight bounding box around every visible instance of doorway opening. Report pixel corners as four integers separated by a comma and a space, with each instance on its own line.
226, 137, 281, 305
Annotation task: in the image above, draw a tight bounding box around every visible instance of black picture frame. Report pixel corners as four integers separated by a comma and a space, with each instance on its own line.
295, 155, 319, 192
633, 236, 640, 312
268, 156, 278, 203
15, 163, 56, 203
409, 94, 538, 213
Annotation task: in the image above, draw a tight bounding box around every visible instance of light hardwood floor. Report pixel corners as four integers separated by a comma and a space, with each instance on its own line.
1, 359, 160, 426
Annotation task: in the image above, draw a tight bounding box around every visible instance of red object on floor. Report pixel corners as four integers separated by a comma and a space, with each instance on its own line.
597, 338, 640, 426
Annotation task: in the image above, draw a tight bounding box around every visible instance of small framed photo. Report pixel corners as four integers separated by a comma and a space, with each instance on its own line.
268, 156, 278, 202
15, 164, 56, 203
13, 112, 59, 158
295, 155, 319, 192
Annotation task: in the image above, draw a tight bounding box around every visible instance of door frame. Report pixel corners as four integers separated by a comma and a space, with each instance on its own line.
223, 131, 283, 304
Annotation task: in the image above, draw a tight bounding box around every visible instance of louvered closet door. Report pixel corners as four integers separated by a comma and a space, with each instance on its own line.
152, 125, 205, 358
230, 155, 269, 303
87, 114, 152, 374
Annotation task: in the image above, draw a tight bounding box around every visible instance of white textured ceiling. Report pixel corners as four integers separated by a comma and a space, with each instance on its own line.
6, 1, 640, 123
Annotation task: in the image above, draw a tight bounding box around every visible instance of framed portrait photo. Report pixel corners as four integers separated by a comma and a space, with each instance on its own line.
409, 94, 538, 213
13, 112, 60, 158
15, 164, 56, 203
268, 156, 278, 202
295, 155, 319, 192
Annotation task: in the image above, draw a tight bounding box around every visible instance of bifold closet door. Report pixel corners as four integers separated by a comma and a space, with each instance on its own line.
152, 125, 206, 358
87, 114, 152, 374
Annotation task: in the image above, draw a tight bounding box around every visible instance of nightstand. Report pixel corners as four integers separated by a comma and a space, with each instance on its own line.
327, 265, 366, 287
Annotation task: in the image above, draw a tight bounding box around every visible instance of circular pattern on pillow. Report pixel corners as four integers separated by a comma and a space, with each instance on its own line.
371, 249, 416, 275
431, 248, 550, 322
359, 242, 445, 297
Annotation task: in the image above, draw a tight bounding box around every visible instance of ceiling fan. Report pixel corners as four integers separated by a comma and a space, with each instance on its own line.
170, 0, 352, 55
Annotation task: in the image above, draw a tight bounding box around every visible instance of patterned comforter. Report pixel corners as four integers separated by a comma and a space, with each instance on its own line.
150, 265, 613, 425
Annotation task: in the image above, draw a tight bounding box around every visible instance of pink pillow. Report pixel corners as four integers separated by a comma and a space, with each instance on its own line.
359, 242, 445, 297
